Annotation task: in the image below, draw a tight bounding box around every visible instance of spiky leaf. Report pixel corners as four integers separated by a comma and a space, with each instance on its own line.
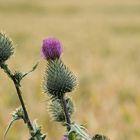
29, 120, 46, 140
13, 62, 39, 85
68, 123, 92, 140
4, 107, 24, 139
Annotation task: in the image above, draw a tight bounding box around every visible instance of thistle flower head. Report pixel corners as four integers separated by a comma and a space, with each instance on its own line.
41, 37, 63, 60
0, 32, 14, 64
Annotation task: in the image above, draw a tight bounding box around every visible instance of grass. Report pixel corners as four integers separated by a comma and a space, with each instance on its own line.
0, 0, 140, 140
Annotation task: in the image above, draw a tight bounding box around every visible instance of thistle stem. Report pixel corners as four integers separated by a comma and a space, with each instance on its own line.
12, 78, 34, 132
61, 95, 71, 131
0, 63, 34, 135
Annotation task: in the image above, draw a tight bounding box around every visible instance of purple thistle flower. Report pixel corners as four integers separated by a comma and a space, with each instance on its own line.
62, 135, 68, 140
41, 37, 63, 60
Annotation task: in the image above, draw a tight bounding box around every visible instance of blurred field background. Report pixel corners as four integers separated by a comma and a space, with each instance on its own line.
0, 0, 140, 139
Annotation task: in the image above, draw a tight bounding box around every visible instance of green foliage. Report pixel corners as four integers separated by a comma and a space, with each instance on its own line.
68, 123, 92, 140
48, 98, 74, 123
29, 120, 46, 140
21, 62, 38, 79
68, 132, 77, 140
44, 59, 76, 98
0, 32, 14, 64
4, 107, 25, 139
0, 41, 46, 140
14, 62, 38, 85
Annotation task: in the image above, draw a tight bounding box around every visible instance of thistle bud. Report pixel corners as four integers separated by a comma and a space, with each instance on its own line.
0, 32, 14, 64
48, 98, 74, 123
44, 59, 76, 98
92, 134, 110, 140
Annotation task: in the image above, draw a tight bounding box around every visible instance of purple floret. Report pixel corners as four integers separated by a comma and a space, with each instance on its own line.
41, 37, 63, 60
62, 135, 68, 140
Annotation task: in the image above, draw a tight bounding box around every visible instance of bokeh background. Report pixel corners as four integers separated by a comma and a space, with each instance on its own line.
0, 0, 140, 139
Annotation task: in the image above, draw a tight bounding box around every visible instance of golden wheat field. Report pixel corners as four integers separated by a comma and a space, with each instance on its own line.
0, 0, 140, 139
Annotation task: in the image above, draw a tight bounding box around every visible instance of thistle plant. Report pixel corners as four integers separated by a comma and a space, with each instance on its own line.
41, 37, 110, 140
0, 32, 46, 140
0, 32, 110, 140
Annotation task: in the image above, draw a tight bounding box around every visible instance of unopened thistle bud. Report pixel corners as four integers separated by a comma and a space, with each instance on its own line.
0, 32, 14, 64
92, 134, 110, 140
49, 98, 74, 123
41, 37, 63, 60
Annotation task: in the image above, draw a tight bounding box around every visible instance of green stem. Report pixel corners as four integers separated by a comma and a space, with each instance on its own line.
0, 63, 34, 135
61, 95, 71, 131
61, 96, 76, 140
12, 78, 34, 132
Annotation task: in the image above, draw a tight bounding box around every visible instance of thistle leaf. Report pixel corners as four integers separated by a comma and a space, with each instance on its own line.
29, 120, 46, 140
4, 107, 24, 139
13, 62, 39, 84
22, 62, 39, 78
4, 118, 17, 139
68, 123, 92, 140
